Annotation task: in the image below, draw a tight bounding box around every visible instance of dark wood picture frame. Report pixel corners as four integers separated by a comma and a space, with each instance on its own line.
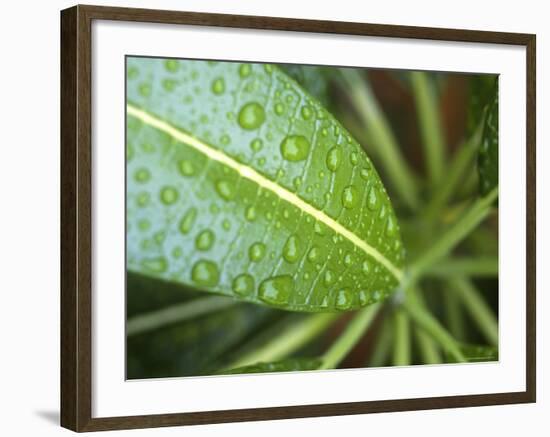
60, 4, 536, 432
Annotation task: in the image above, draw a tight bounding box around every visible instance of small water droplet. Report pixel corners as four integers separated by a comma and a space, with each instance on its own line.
335, 288, 353, 310
211, 77, 225, 95
162, 79, 176, 92
362, 260, 370, 274
307, 246, 320, 263
283, 235, 301, 263
165, 59, 179, 72
160, 186, 178, 205
249, 242, 266, 262
301, 106, 313, 120
344, 253, 353, 267
245, 205, 257, 221
314, 222, 324, 235
350, 151, 358, 165
222, 219, 231, 230
136, 192, 150, 207
178, 160, 195, 177
360, 168, 370, 180
134, 168, 151, 183
220, 134, 231, 145
386, 215, 398, 237
342, 185, 358, 209
358, 290, 370, 306
238, 102, 266, 130
258, 275, 293, 305
191, 260, 219, 287
179, 208, 197, 234
239, 64, 251, 78
367, 186, 380, 211
195, 229, 215, 251
281, 135, 310, 162
215, 179, 236, 200
141, 257, 168, 273
264, 64, 273, 74
138, 219, 150, 231
250, 138, 263, 152
172, 247, 183, 259
274, 102, 285, 115
326, 146, 342, 172
232, 273, 255, 297
324, 270, 335, 286
293, 176, 303, 189
138, 83, 151, 97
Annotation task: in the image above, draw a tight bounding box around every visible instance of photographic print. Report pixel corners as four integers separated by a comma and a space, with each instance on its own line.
125, 56, 499, 380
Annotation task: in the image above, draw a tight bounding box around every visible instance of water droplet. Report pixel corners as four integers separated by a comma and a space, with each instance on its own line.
179, 208, 197, 234
211, 77, 225, 95
324, 270, 335, 286
238, 102, 265, 130
326, 146, 342, 172
258, 275, 293, 305
178, 160, 195, 177
139, 83, 151, 97
134, 168, 151, 183
215, 179, 236, 200
138, 219, 150, 231
250, 138, 263, 152
249, 242, 266, 262
239, 64, 252, 78
367, 186, 380, 211
191, 260, 219, 287
307, 246, 319, 263
358, 290, 370, 306
136, 192, 150, 207
344, 253, 353, 267
280, 135, 310, 162
141, 257, 168, 273
342, 185, 358, 209
127, 67, 139, 79
360, 168, 370, 180
232, 273, 255, 297
362, 260, 370, 274
301, 106, 313, 120
314, 222, 324, 235
196, 229, 215, 251
350, 151, 359, 165
274, 102, 285, 115
335, 288, 353, 310
283, 235, 301, 263
220, 134, 231, 145
245, 205, 257, 221
222, 219, 231, 230
165, 59, 179, 72
264, 64, 273, 74
160, 186, 178, 205
293, 176, 303, 189
172, 247, 183, 259
386, 215, 398, 237
162, 79, 176, 92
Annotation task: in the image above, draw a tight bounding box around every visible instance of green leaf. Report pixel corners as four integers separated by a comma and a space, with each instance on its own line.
220, 357, 322, 375
279, 64, 332, 106
478, 85, 498, 196
444, 343, 498, 363
127, 301, 272, 378
126, 58, 404, 313
467, 75, 498, 138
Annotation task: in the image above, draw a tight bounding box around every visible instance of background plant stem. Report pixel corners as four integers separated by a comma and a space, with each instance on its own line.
339, 69, 420, 210
320, 304, 380, 370
410, 71, 445, 188
226, 313, 338, 370
425, 256, 498, 278
451, 277, 499, 346
392, 308, 411, 366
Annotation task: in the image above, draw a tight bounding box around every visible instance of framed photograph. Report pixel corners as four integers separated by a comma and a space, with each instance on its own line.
60, 4, 536, 432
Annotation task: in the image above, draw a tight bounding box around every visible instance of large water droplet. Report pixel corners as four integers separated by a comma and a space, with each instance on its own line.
134, 168, 151, 183
258, 275, 293, 305
283, 235, 301, 263
215, 179, 236, 200
164, 59, 179, 72
335, 288, 353, 310
232, 273, 254, 297
141, 257, 168, 273
280, 135, 310, 162
358, 290, 370, 307
249, 242, 266, 262
179, 208, 197, 234
367, 186, 380, 211
307, 246, 320, 263
386, 215, 397, 237
196, 229, 215, 251
239, 64, 251, 78
238, 102, 265, 130
191, 260, 219, 287
178, 160, 195, 177
160, 186, 178, 205
211, 77, 225, 95
326, 146, 342, 172
342, 185, 358, 209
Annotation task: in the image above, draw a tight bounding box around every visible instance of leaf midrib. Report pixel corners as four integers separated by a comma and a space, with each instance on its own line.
127, 103, 403, 282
